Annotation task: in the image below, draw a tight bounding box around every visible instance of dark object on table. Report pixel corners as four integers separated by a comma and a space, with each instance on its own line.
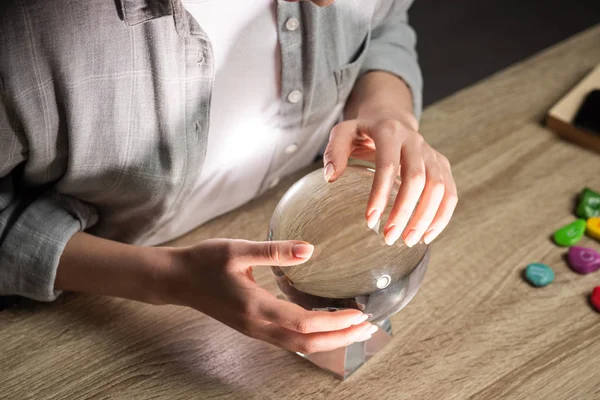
546, 65, 600, 154
573, 90, 600, 135
0, 296, 20, 311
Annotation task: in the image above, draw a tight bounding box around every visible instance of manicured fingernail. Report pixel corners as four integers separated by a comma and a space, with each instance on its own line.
292, 243, 314, 259
384, 225, 401, 246
366, 324, 379, 335
367, 209, 381, 229
404, 229, 420, 247
356, 324, 379, 342
423, 229, 437, 244
351, 313, 369, 325
324, 163, 335, 182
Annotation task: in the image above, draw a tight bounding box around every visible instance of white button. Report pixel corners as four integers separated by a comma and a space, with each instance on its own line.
269, 177, 281, 188
285, 17, 300, 31
376, 274, 391, 289
284, 144, 298, 155
287, 90, 302, 104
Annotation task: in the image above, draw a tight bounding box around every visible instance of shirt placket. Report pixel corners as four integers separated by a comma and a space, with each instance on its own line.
259, 1, 305, 192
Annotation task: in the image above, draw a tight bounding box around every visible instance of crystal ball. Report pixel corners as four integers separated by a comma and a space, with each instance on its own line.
268, 164, 430, 323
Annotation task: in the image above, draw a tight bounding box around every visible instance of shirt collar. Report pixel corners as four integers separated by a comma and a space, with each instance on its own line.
119, 0, 193, 38
120, 0, 173, 26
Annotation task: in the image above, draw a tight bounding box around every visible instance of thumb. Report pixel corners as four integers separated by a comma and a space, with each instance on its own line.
232, 240, 315, 267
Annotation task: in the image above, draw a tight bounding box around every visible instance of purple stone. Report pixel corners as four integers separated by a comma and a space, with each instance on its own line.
567, 246, 600, 274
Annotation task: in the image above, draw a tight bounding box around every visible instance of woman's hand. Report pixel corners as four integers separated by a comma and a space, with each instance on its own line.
163, 239, 377, 354
57, 234, 375, 354
323, 118, 457, 247
326, 70, 458, 247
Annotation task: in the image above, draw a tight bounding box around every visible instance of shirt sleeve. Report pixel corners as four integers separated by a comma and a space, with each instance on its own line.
361, 0, 423, 120
0, 85, 97, 302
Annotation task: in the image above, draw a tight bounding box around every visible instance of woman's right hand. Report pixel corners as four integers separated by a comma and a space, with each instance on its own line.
162, 239, 378, 354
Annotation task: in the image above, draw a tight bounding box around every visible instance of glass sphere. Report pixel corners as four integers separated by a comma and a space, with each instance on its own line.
268, 164, 430, 323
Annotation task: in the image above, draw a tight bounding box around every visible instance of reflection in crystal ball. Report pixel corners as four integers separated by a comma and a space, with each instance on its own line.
269, 164, 430, 323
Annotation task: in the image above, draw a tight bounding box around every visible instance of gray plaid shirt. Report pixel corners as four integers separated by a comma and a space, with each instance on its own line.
0, 0, 422, 301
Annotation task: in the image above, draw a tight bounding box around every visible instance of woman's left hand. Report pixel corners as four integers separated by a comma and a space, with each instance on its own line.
322, 118, 458, 247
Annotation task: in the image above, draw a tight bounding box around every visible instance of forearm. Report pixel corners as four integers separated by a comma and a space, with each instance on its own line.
345, 70, 418, 131
55, 232, 172, 305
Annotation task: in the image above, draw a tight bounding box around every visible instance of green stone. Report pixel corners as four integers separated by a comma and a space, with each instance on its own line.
554, 219, 586, 246
524, 263, 554, 287
576, 187, 600, 219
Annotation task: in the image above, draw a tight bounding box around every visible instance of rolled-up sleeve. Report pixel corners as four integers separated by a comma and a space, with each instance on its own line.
361, 0, 423, 120
0, 90, 97, 302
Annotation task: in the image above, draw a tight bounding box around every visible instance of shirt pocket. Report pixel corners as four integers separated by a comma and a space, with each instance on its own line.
333, 29, 372, 105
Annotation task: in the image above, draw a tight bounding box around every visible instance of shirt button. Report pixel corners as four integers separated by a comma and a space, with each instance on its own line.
284, 144, 298, 155
287, 90, 302, 104
285, 17, 300, 31
269, 177, 281, 189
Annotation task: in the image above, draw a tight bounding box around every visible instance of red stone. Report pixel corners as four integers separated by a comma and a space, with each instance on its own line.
591, 286, 600, 312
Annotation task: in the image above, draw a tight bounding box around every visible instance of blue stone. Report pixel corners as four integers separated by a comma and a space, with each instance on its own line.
524, 263, 554, 287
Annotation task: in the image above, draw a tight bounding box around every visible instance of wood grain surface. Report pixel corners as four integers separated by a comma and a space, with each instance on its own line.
1, 26, 600, 400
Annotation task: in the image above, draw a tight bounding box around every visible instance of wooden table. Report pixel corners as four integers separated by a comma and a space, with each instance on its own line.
2, 26, 600, 400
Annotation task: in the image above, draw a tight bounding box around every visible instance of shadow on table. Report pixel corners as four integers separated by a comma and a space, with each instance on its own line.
4, 293, 301, 399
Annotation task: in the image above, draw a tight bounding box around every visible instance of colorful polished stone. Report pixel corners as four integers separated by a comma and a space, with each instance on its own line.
591, 287, 600, 313
576, 187, 600, 219
587, 217, 600, 241
553, 219, 586, 246
567, 246, 600, 274
524, 263, 555, 287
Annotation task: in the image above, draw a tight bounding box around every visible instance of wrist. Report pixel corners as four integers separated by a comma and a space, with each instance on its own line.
57, 232, 180, 306
356, 106, 419, 132
346, 70, 419, 131
144, 245, 178, 306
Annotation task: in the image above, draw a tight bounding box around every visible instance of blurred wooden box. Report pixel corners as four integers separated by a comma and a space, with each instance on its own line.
546, 64, 600, 153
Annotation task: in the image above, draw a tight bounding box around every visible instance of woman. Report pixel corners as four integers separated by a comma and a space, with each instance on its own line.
0, 0, 456, 355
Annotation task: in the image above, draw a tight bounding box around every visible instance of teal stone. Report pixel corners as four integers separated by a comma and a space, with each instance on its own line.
576, 187, 600, 219
553, 219, 586, 246
524, 263, 554, 287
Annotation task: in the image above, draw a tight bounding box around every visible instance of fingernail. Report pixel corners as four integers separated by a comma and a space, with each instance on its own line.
404, 229, 420, 247
292, 243, 314, 259
384, 225, 401, 246
324, 163, 335, 182
356, 324, 379, 342
423, 229, 436, 244
367, 209, 381, 229
351, 313, 369, 325
366, 324, 379, 336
